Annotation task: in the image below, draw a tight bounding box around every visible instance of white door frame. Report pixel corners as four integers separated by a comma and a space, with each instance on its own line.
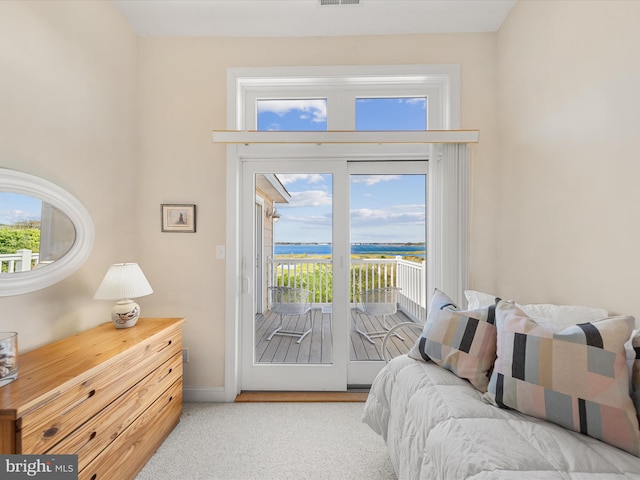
223, 64, 464, 401
225, 141, 469, 399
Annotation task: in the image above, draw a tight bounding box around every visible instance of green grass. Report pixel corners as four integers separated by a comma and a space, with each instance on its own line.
272, 254, 424, 302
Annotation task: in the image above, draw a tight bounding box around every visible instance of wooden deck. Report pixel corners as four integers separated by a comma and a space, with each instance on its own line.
254, 307, 420, 364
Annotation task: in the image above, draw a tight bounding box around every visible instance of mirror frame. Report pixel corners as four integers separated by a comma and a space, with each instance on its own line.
0, 168, 95, 296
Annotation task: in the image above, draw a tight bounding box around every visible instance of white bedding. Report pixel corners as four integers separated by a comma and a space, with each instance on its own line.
363, 355, 640, 480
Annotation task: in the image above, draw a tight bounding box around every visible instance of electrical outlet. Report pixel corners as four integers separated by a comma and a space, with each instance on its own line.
182, 348, 189, 363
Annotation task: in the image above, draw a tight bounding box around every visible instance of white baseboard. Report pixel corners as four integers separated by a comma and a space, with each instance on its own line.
183, 385, 228, 403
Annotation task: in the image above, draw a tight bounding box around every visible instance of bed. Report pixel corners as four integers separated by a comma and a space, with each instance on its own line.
362, 290, 640, 479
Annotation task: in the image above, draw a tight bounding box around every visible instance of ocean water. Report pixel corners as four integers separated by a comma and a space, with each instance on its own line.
274, 243, 425, 257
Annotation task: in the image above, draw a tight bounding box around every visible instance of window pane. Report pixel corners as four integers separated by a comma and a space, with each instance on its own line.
257, 99, 327, 131
349, 173, 426, 360
356, 97, 427, 131
257, 172, 334, 365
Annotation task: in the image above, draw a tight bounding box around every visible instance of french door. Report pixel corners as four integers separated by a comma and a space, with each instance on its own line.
240, 154, 427, 391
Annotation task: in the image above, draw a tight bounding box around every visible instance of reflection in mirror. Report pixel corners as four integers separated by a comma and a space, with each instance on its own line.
0, 193, 76, 273
0, 169, 94, 296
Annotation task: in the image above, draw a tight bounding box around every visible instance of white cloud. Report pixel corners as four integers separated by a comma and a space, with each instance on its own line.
257, 99, 327, 123
351, 175, 401, 186
288, 190, 332, 207
0, 209, 39, 225
356, 97, 426, 108
401, 98, 426, 107
275, 204, 426, 243
351, 207, 425, 226
278, 173, 326, 185
265, 122, 281, 131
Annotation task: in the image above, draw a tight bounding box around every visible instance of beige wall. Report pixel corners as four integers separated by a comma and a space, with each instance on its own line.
0, 2, 138, 347
494, 0, 640, 319
13, 0, 637, 395
0, 1, 499, 393
135, 34, 498, 389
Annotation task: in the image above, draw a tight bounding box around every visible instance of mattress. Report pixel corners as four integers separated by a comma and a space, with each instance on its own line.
362, 355, 640, 479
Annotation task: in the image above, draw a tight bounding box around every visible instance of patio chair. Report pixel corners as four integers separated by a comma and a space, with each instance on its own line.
356, 287, 403, 344
381, 321, 424, 362
267, 286, 314, 344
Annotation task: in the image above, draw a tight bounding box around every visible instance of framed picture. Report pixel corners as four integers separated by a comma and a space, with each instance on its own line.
161, 204, 196, 233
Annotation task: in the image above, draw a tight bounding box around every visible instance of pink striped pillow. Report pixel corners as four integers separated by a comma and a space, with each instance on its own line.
486, 301, 640, 456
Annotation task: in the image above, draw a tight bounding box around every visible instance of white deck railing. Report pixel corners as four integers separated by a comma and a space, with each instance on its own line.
395, 257, 427, 322
0, 249, 40, 273
269, 255, 427, 323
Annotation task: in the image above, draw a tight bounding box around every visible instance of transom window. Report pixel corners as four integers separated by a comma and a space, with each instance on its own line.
256, 96, 427, 132
236, 66, 454, 131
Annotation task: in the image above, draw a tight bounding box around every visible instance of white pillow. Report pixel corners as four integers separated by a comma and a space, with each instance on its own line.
464, 290, 608, 331
464, 290, 497, 310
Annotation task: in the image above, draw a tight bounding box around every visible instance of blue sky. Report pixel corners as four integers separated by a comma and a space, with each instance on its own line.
0, 193, 42, 225
273, 173, 426, 244
257, 97, 426, 131
258, 97, 427, 244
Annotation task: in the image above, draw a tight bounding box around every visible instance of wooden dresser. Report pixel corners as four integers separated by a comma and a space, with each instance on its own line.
0, 317, 184, 480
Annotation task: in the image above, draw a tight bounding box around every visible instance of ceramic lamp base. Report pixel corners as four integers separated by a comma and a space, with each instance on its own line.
111, 299, 140, 329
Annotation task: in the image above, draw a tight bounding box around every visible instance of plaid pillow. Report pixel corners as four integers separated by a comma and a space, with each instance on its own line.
408, 288, 499, 392
486, 301, 640, 456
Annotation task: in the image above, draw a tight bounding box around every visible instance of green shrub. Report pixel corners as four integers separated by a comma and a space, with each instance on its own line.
0, 226, 40, 254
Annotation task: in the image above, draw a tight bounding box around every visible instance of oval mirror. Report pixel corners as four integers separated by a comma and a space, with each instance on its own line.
0, 168, 94, 296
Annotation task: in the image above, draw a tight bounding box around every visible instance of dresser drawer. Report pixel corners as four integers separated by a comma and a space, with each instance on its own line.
79, 379, 183, 480
47, 352, 182, 470
18, 326, 182, 453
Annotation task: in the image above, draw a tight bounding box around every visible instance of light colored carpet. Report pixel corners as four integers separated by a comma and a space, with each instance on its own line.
136, 402, 396, 480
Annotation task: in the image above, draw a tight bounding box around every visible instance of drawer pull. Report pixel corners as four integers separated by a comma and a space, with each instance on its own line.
77, 431, 98, 451
43, 427, 58, 438
62, 389, 96, 416
157, 339, 173, 353
159, 367, 174, 383
90, 474, 97, 480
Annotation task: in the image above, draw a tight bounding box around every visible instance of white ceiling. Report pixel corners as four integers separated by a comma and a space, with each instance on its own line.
111, 0, 517, 37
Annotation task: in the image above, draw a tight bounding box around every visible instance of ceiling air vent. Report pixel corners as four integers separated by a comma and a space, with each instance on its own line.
320, 0, 360, 6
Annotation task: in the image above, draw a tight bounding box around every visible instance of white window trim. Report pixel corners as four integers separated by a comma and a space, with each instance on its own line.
228, 64, 460, 130
220, 65, 467, 402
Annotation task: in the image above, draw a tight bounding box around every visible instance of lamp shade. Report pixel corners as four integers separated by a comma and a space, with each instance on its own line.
94, 263, 153, 300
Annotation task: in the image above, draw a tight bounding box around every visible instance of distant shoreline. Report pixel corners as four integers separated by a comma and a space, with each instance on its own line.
274, 242, 425, 258
275, 242, 425, 246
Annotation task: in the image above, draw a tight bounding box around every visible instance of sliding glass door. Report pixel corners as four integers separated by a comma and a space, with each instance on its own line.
241, 155, 427, 391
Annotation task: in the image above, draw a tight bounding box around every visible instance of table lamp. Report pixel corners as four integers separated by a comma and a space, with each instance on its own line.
94, 263, 153, 328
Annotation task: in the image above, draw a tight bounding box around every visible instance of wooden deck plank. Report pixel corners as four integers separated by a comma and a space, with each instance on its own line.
255, 308, 416, 364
